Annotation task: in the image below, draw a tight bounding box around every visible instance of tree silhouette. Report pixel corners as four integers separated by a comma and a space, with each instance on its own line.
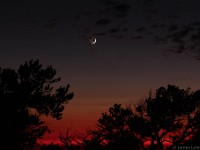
75, 130, 104, 150
129, 85, 200, 149
60, 104, 143, 150
76, 104, 143, 150
59, 128, 80, 150
60, 127, 105, 150
96, 104, 143, 150
60, 84, 200, 149
0, 59, 73, 149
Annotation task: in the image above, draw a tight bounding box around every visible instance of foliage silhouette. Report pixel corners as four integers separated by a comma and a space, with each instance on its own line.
0, 59, 73, 149
59, 128, 81, 150
60, 127, 106, 150
96, 104, 143, 150
129, 85, 200, 149
61, 104, 143, 150
60, 84, 200, 150
75, 128, 107, 150
40, 143, 63, 150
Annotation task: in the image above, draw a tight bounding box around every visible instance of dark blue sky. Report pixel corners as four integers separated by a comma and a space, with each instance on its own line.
1, 0, 200, 143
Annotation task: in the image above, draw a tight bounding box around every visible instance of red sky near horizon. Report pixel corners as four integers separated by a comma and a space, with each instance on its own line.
1, 0, 200, 145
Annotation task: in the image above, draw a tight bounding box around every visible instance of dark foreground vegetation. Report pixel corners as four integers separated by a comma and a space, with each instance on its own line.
59, 85, 200, 150
0, 59, 200, 150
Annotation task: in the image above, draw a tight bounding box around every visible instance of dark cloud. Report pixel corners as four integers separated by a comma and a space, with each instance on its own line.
44, 22, 57, 29
73, 0, 200, 60
131, 36, 143, 40
135, 27, 146, 32
94, 32, 107, 36
114, 13, 127, 18
151, 23, 166, 29
111, 3, 131, 18
103, 0, 120, 6
50, 17, 60, 22
108, 28, 120, 34
95, 18, 111, 26
110, 34, 123, 40
43, 17, 60, 30
161, 15, 179, 20
146, 8, 158, 14
30, 20, 40, 24
113, 4, 131, 13
75, 1, 132, 40
30, 17, 60, 30
153, 22, 200, 59
122, 28, 128, 32
168, 24, 178, 32
75, 2, 131, 27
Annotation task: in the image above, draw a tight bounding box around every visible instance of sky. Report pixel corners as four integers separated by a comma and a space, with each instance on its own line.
1, 0, 200, 144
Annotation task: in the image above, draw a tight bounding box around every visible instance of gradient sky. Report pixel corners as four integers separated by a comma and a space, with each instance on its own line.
1, 0, 200, 144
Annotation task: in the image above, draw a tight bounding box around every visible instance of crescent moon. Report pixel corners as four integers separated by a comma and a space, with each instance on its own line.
89, 37, 96, 45
91, 38, 96, 44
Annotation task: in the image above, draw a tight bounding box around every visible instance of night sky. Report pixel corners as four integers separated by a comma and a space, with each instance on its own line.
1, 0, 200, 144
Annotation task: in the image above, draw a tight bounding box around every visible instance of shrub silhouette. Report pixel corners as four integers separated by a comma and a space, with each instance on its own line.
0, 59, 73, 149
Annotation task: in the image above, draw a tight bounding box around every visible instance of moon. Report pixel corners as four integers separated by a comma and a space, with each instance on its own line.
89, 36, 96, 45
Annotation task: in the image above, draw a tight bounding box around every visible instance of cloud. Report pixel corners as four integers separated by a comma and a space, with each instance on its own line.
44, 22, 57, 29
95, 18, 111, 26
131, 36, 143, 40
113, 4, 131, 13
43, 17, 60, 31
43, 22, 58, 32
94, 32, 107, 36
110, 34, 123, 40
74, 1, 132, 39
135, 27, 146, 32
108, 28, 120, 34
73, 0, 200, 60
103, 0, 119, 6
152, 21, 200, 59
